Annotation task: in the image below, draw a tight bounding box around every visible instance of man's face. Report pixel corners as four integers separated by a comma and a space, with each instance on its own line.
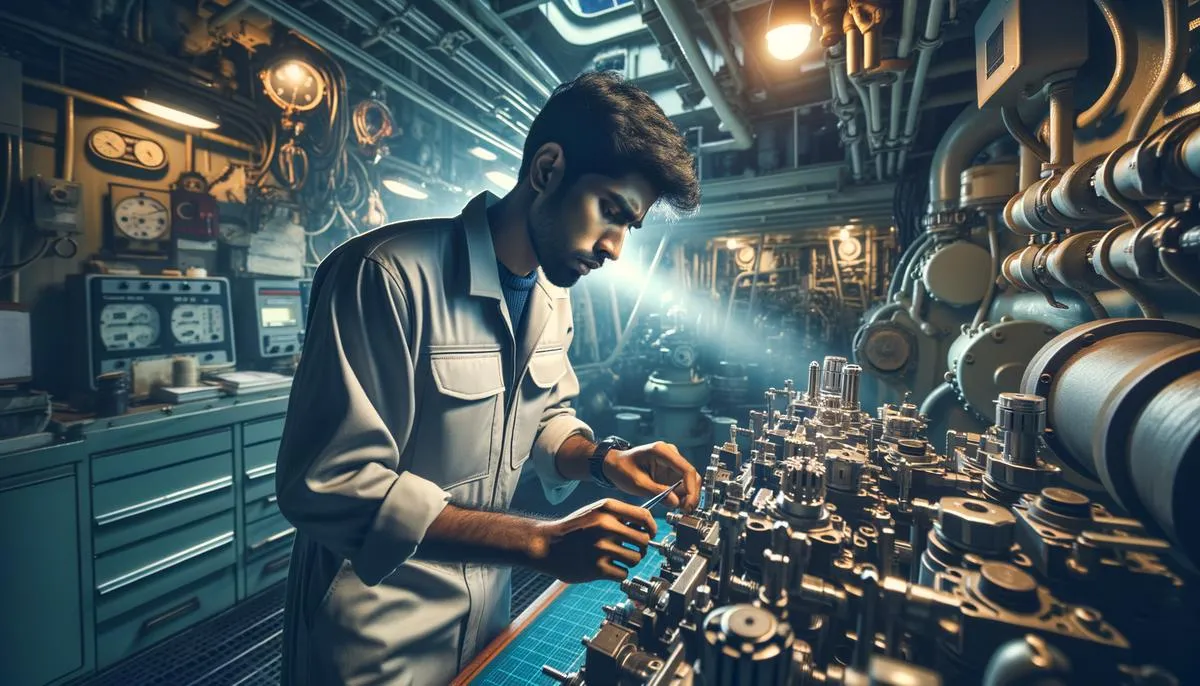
526, 171, 657, 287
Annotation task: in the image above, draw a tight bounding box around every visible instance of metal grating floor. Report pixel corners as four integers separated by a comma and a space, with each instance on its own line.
71, 569, 556, 686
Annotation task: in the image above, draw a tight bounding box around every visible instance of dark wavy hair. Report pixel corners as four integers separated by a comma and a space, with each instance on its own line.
518, 71, 700, 215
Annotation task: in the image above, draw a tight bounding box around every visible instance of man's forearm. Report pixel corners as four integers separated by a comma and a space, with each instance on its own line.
554, 432, 597, 482
415, 504, 548, 566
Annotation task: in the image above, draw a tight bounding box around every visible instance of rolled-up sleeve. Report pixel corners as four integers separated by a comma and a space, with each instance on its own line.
529, 309, 593, 505
275, 255, 450, 586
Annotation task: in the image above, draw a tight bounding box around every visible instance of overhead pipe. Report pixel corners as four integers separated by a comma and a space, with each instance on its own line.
244, 0, 522, 159
828, 46, 865, 181
897, 0, 948, 172
372, 0, 541, 121
886, 0, 917, 175
698, 4, 747, 95
652, 0, 755, 151
427, 0, 553, 99
325, 0, 499, 116
469, 0, 562, 88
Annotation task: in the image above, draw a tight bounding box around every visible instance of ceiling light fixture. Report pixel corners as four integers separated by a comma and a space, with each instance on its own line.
124, 86, 220, 130
382, 178, 429, 200
486, 170, 517, 191
469, 146, 498, 161
765, 0, 813, 61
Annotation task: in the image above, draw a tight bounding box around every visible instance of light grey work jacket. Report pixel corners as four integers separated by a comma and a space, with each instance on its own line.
275, 191, 592, 685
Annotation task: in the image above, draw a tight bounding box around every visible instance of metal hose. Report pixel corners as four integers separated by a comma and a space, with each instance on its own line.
1128, 0, 1183, 141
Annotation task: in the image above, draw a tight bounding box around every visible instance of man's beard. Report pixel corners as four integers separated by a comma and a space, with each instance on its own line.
527, 195, 586, 288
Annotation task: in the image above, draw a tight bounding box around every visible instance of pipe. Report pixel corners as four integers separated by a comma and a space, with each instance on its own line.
470, 0, 561, 88
63, 95, 75, 182
1078, 0, 1129, 128
373, 0, 540, 119
327, 0, 498, 115
972, 214, 1000, 329
698, 4, 746, 94
746, 232, 767, 323
929, 104, 1006, 210
244, 0, 521, 159
210, 0, 250, 28
897, 0, 948, 172
886, 0, 919, 176
652, 0, 754, 151
1047, 80, 1075, 168
1128, 0, 1182, 141
428, 0, 552, 99
1003, 106, 1049, 162
24, 78, 256, 153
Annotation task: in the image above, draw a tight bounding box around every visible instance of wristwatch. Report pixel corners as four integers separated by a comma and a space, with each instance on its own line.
589, 436, 630, 488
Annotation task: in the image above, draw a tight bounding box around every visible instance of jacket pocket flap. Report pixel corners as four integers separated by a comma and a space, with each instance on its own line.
527, 350, 568, 389
431, 353, 505, 400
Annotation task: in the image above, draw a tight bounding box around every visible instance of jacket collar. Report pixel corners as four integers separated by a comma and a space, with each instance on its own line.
461, 190, 558, 303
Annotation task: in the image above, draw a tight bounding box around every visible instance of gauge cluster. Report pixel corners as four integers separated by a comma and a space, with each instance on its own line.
70, 274, 237, 391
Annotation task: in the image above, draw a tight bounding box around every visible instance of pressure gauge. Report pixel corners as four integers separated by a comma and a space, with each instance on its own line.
177, 171, 209, 194
262, 59, 325, 112
113, 194, 170, 240
99, 303, 161, 350
171, 304, 226, 345
89, 129, 127, 160
133, 139, 166, 169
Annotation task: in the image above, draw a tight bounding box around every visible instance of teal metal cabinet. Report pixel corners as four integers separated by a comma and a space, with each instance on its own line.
0, 437, 91, 686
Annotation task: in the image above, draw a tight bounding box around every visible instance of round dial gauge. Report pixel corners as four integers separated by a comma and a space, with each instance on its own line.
99, 303, 160, 350
133, 139, 166, 168
114, 195, 169, 240
90, 129, 126, 159
177, 171, 208, 193
171, 304, 226, 345
264, 60, 325, 112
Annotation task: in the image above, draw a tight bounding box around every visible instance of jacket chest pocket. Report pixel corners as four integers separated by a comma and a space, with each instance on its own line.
509, 347, 568, 470
418, 350, 506, 489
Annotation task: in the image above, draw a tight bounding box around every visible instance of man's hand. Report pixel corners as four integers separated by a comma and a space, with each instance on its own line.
527, 499, 656, 583
603, 441, 701, 512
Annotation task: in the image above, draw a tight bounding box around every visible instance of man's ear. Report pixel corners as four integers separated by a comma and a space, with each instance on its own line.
529, 142, 565, 194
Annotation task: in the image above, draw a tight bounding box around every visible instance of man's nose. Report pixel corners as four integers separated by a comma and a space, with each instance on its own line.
596, 230, 625, 262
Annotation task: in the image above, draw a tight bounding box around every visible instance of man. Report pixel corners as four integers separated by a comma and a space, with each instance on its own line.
276, 71, 703, 685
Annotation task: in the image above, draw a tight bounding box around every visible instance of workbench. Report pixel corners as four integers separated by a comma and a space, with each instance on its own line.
455, 519, 671, 685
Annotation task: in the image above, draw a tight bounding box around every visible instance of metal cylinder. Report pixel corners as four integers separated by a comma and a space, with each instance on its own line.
995, 393, 1046, 467
1022, 319, 1200, 565
806, 361, 821, 400
842, 364, 862, 410
700, 605, 793, 686
821, 356, 847, 396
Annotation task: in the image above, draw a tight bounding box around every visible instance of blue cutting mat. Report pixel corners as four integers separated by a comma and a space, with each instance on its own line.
469, 519, 672, 685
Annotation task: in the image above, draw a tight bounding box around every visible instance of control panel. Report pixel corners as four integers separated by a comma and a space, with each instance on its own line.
233, 278, 305, 366
70, 274, 236, 390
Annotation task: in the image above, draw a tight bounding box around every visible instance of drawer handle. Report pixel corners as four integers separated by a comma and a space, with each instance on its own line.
98, 532, 234, 596
263, 552, 292, 574
245, 463, 277, 480
266, 495, 278, 504
250, 527, 296, 552
96, 476, 234, 526
141, 596, 200, 633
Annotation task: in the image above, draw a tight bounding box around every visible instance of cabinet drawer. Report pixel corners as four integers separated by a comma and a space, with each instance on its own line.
245, 542, 293, 598
243, 415, 286, 446
94, 452, 234, 554
94, 429, 233, 483
95, 510, 236, 623
96, 565, 236, 670
245, 511, 295, 559
245, 493, 280, 524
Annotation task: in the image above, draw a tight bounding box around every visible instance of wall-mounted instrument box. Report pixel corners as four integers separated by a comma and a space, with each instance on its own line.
975, 0, 1088, 109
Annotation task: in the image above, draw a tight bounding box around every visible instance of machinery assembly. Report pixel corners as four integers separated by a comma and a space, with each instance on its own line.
541, 354, 1196, 686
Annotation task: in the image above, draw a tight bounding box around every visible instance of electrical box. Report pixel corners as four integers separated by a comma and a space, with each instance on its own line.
29, 175, 84, 235
975, 0, 1088, 109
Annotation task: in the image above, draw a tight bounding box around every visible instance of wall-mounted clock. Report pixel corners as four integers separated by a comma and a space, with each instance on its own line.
108, 183, 172, 256
87, 127, 169, 172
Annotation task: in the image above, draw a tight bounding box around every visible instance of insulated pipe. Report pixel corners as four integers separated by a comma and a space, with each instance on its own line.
653, 0, 754, 151
897, 0, 948, 172
244, 0, 521, 158
374, 0, 541, 118
928, 105, 1005, 210
470, 0, 561, 88
887, 0, 920, 176
830, 48, 865, 181
426, 0, 553, 99
325, 0, 497, 114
